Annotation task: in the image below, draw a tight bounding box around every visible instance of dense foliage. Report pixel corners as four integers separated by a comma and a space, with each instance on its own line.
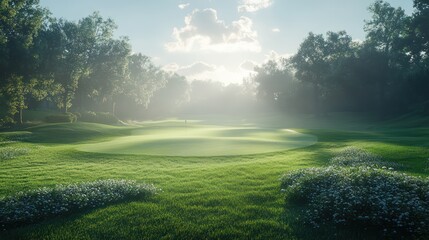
0, 179, 157, 230
280, 148, 429, 237
0, 0, 171, 124
252, 0, 429, 116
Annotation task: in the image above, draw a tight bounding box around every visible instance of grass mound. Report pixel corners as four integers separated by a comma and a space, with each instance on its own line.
280, 148, 429, 237
78, 122, 317, 156
0, 180, 157, 230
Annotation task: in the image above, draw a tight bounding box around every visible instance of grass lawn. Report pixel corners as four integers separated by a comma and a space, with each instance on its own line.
77, 121, 316, 156
0, 114, 428, 239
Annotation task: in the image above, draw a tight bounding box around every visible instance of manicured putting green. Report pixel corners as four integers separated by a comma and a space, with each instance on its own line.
77, 121, 317, 156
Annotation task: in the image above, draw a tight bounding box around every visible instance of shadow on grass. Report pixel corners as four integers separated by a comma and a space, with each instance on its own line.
301, 128, 429, 175
24, 123, 134, 144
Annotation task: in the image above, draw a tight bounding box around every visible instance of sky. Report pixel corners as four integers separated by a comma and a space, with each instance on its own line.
39, 0, 414, 85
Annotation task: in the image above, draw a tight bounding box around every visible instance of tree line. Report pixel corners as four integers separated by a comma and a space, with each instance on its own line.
252, 0, 429, 117
0, 0, 182, 124
1, 0, 428, 126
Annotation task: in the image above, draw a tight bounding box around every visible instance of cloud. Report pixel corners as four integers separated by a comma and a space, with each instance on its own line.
165, 8, 260, 52
178, 3, 190, 10
162, 63, 180, 73
175, 62, 217, 76
272, 28, 280, 33
238, 0, 273, 13
163, 61, 248, 84
240, 60, 257, 72
265, 50, 293, 63
352, 38, 363, 44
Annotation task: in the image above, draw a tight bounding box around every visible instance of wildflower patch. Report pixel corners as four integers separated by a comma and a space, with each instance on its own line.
0, 179, 157, 230
330, 146, 403, 169
0, 147, 30, 160
280, 147, 429, 237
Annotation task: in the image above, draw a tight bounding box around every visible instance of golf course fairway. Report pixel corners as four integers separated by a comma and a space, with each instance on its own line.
77, 121, 317, 156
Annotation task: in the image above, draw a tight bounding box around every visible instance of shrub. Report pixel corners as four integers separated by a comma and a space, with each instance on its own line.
0, 179, 157, 230
280, 147, 428, 237
330, 147, 402, 169
45, 113, 77, 123
0, 117, 14, 128
0, 147, 30, 160
78, 111, 119, 125
72, 112, 81, 119
281, 167, 429, 236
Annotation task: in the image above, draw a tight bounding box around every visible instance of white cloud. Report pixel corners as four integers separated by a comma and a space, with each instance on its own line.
165, 8, 260, 52
163, 61, 249, 84
193, 66, 247, 84
176, 62, 217, 76
352, 38, 363, 44
238, 0, 273, 13
162, 63, 180, 73
265, 50, 293, 63
240, 60, 257, 72
178, 3, 190, 10
272, 28, 280, 33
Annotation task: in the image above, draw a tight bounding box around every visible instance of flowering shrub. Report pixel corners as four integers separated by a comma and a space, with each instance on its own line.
0, 180, 157, 230
0, 147, 30, 160
281, 166, 429, 236
330, 147, 402, 169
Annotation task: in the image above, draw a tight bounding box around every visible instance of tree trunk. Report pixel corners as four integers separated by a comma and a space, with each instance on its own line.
112, 101, 116, 116
313, 83, 321, 116
63, 89, 69, 113
376, 79, 387, 119
19, 108, 23, 125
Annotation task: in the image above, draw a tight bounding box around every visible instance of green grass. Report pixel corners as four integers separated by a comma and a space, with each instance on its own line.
0, 114, 428, 239
77, 121, 316, 156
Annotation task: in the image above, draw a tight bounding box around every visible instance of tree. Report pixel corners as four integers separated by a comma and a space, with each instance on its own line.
126, 53, 167, 109
405, 0, 429, 112
291, 32, 331, 114
79, 37, 131, 115
365, 0, 409, 57
291, 31, 358, 113
146, 73, 190, 117
364, 0, 410, 114
0, 0, 46, 124
253, 58, 297, 109
407, 0, 429, 65
322, 31, 359, 111
40, 13, 117, 113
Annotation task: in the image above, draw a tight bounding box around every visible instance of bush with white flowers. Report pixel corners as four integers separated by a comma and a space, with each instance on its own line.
0, 179, 157, 230
280, 147, 429, 236
0, 147, 30, 160
330, 146, 402, 169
